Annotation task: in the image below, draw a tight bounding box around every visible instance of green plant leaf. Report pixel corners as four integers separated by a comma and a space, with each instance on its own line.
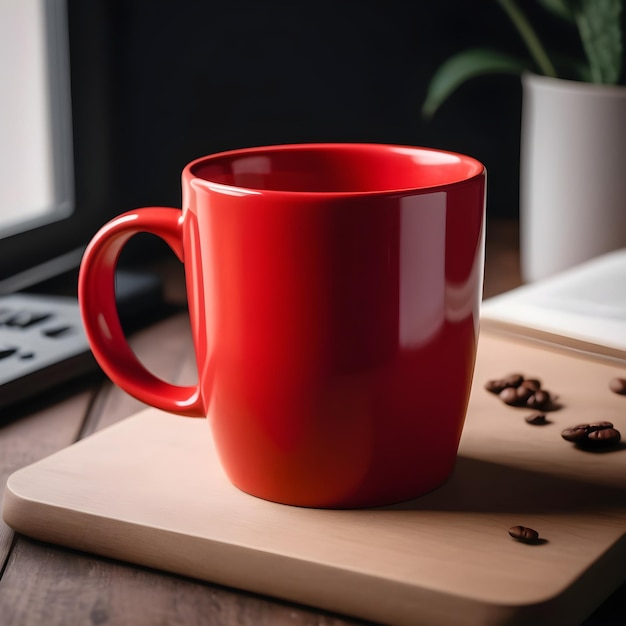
574, 0, 623, 83
496, 0, 558, 77
422, 49, 530, 118
537, 0, 575, 22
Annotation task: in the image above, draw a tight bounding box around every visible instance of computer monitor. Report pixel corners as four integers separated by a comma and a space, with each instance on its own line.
0, 0, 114, 294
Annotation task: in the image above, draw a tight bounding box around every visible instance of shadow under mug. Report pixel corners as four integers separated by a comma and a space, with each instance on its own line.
78, 143, 486, 509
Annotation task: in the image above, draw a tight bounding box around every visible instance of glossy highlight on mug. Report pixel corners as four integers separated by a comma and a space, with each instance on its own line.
79, 143, 486, 509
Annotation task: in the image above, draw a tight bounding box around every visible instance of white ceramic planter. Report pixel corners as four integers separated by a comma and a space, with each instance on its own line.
519, 73, 626, 282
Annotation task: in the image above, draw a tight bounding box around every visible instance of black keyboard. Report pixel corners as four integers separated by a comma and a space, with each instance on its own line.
0, 271, 164, 411
0, 292, 93, 409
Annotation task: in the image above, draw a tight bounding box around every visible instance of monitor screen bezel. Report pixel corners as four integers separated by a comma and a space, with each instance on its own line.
0, 0, 116, 294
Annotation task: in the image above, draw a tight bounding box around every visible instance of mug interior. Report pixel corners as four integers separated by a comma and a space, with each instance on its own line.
189, 144, 483, 194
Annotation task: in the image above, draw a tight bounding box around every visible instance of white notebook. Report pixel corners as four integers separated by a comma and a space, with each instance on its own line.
481, 248, 626, 363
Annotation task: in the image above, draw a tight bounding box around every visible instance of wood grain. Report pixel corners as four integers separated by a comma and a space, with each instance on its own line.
0, 536, 364, 626
0, 391, 93, 570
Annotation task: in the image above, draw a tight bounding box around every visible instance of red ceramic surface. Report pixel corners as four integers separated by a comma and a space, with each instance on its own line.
79, 143, 486, 508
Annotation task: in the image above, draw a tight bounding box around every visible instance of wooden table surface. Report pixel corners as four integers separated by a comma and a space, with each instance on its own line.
1, 220, 624, 626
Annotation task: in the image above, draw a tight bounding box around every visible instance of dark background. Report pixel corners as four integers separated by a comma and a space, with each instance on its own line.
68, 0, 584, 227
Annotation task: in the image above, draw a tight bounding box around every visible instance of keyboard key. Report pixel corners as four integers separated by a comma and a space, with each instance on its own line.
0, 271, 163, 409
43, 326, 73, 338
0, 345, 18, 359
5, 311, 51, 328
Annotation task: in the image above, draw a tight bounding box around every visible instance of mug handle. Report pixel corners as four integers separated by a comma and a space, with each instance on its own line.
78, 207, 205, 417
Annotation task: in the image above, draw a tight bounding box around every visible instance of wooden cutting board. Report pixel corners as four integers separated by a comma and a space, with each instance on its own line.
3, 332, 626, 626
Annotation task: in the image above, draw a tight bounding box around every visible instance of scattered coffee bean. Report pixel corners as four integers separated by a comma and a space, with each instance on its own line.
485, 373, 523, 395
502, 373, 524, 388
527, 389, 551, 410
515, 385, 534, 404
508, 525, 539, 543
525, 412, 548, 425
521, 378, 541, 391
588, 420, 615, 430
487, 373, 554, 410
485, 379, 506, 394
499, 387, 520, 406
561, 425, 590, 444
587, 427, 621, 444
609, 377, 626, 396
561, 422, 621, 448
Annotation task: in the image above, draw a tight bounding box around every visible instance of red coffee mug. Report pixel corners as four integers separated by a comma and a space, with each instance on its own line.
78, 143, 485, 508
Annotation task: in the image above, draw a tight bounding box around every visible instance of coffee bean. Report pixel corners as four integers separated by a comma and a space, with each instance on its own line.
561, 422, 621, 448
609, 377, 626, 395
500, 387, 521, 406
587, 421, 615, 431
486, 373, 556, 410
521, 378, 541, 391
525, 412, 547, 425
515, 385, 534, 404
527, 389, 551, 410
508, 525, 539, 543
502, 373, 524, 388
561, 425, 591, 443
485, 373, 524, 395
587, 428, 621, 444
485, 379, 506, 394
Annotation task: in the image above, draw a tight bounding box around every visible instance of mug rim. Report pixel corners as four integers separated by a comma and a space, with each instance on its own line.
183, 143, 485, 197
